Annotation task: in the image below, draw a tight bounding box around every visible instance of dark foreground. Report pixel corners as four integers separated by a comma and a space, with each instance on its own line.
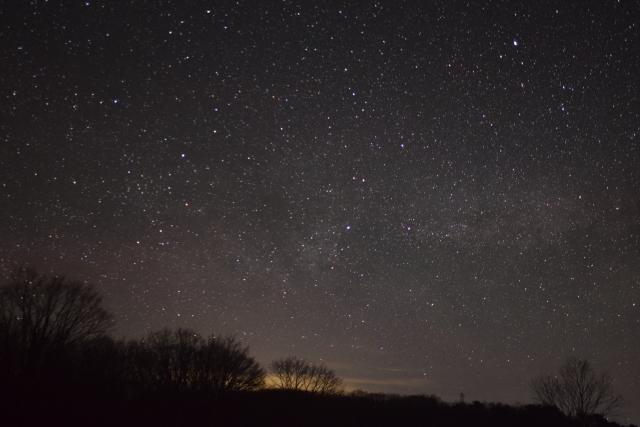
1, 388, 631, 427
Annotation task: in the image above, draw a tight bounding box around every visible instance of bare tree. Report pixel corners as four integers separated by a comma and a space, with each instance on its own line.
530, 357, 627, 425
142, 327, 201, 394
126, 327, 265, 397
0, 267, 114, 384
269, 356, 344, 395
193, 334, 265, 395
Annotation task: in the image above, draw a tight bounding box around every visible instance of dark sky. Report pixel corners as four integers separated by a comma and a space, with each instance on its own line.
2, 0, 639, 423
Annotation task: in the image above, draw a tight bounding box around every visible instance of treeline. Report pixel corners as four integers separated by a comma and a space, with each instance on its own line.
0, 268, 632, 427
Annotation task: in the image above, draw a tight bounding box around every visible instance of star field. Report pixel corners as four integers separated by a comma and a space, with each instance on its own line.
1, 1, 639, 423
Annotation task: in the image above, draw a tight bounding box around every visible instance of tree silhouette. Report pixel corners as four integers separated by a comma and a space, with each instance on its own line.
126, 327, 265, 397
145, 327, 201, 394
530, 356, 627, 425
269, 356, 344, 395
0, 267, 114, 388
193, 334, 265, 395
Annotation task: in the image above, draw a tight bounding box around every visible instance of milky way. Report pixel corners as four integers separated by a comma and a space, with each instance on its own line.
1, 1, 639, 423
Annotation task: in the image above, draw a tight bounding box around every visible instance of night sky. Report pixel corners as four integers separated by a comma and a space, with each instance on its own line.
1, 0, 639, 423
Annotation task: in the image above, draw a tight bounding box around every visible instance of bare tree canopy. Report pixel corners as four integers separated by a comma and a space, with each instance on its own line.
127, 327, 265, 397
269, 356, 344, 395
530, 357, 627, 424
194, 334, 266, 394
0, 267, 114, 380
